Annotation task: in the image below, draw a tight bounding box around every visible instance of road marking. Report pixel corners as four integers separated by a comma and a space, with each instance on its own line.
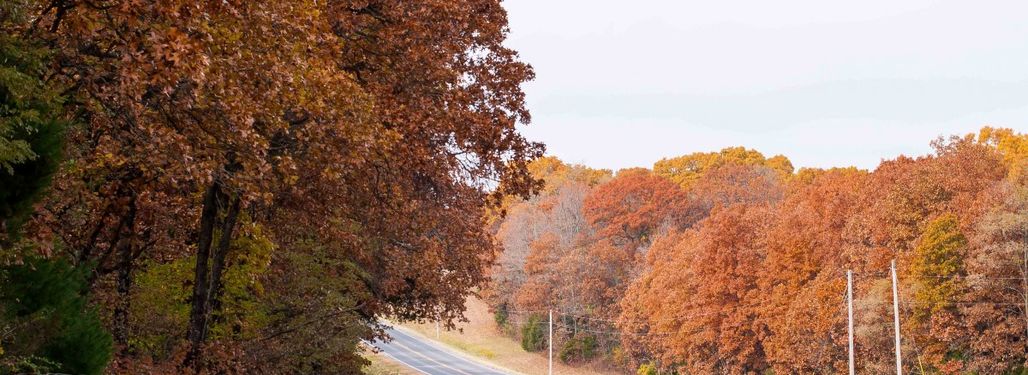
389, 326, 519, 374
377, 350, 433, 375
390, 337, 475, 375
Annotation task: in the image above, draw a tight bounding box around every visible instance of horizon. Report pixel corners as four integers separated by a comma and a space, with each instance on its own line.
533, 127, 994, 174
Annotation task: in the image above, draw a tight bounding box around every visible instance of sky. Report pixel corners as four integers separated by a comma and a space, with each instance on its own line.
502, 0, 1028, 171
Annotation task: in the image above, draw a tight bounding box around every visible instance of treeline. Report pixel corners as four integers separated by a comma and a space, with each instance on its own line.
0, 1, 540, 374
486, 129, 1028, 374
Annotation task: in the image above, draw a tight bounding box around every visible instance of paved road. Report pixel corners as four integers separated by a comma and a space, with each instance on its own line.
374, 327, 513, 375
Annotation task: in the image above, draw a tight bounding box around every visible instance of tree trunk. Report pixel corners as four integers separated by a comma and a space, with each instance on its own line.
207, 195, 241, 331
185, 181, 243, 371
186, 183, 221, 369
112, 243, 135, 346
112, 200, 138, 347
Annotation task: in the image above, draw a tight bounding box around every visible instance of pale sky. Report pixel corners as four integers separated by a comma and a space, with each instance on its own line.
503, 0, 1028, 171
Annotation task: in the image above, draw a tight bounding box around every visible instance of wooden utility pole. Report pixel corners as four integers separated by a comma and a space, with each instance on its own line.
1022, 223, 1027, 342
848, 270, 855, 375
548, 309, 553, 375
891, 259, 903, 375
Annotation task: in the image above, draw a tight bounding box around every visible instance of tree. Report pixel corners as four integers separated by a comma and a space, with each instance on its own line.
909, 213, 966, 323
0, 5, 90, 371
686, 163, 786, 225
653, 147, 793, 189
11, 0, 542, 372
489, 157, 609, 321
0, 257, 112, 375
241, 243, 374, 374
616, 136, 1011, 373
840, 136, 1005, 372
21, 2, 379, 366
0, 6, 64, 240
569, 168, 690, 353
904, 213, 968, 371
758, 167, 866, 373
521, 314, 548, 352
583, 169, 688, 249
528, 156, 612, 194
961, 184, 1028, 373
619, 205, 774, 373
978, 126, 1028, 182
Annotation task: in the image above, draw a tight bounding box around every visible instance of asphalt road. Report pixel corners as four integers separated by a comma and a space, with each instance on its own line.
375, 327, 514, 375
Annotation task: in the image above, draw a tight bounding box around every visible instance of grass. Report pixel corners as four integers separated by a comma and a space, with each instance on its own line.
442, 338, 498, 359
401, 297, 622, 375
363, 349, 419, 375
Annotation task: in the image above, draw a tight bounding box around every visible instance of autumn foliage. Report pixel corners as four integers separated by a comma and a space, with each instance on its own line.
488, 132, 1028, 374
1, 0, 540, 373
1, 0, 1026, 373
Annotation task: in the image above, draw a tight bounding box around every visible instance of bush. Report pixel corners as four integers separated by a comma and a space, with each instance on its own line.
493, 303, 509, 327
558, 334, 597, 363
520, 314, 547, 352
637, 362, 659, 375
0, 257, 112, 375
610, 345, 632, 369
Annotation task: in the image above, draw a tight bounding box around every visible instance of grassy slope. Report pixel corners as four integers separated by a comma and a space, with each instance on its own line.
363, 350, 419, 375
401, 297, 623, 375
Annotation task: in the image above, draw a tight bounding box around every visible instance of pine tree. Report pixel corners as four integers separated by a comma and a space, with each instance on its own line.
0, 14, 65, 238
1, 257, 112, 375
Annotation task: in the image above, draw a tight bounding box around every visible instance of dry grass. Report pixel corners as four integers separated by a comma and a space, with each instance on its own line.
363, 349, 420, 375
402, 297, 624, 375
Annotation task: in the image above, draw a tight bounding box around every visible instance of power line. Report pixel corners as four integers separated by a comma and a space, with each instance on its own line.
487, 263, 1027, 367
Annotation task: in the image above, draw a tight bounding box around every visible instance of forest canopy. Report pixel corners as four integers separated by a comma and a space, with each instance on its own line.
1, 0, 540, 373
486, 129, 1028, 374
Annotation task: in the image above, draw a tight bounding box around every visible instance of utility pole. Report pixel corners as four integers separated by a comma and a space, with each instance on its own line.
1022, 223, 1027, 342
548, 309, 553, 375
847, 270, 855, 375
891, 259, 903, 375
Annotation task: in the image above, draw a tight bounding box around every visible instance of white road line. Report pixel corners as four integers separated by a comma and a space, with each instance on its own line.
390, 337, 475, 375
389, 326, 520, 374
377, 350, 433, 375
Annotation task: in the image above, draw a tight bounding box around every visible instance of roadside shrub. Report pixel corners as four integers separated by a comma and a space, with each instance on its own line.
610, 345, 632, 369
558, 334, 597, 363
637, 362, 658, 375
493, 303, 509, 327
520, 314, 546, 352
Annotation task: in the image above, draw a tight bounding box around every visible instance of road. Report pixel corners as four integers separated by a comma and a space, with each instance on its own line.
374, 326, 514, 375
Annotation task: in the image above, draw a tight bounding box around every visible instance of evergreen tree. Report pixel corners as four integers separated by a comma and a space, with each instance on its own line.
1, 257, 112, 375
0, 4, 104, 373
0, 6, 65, 238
